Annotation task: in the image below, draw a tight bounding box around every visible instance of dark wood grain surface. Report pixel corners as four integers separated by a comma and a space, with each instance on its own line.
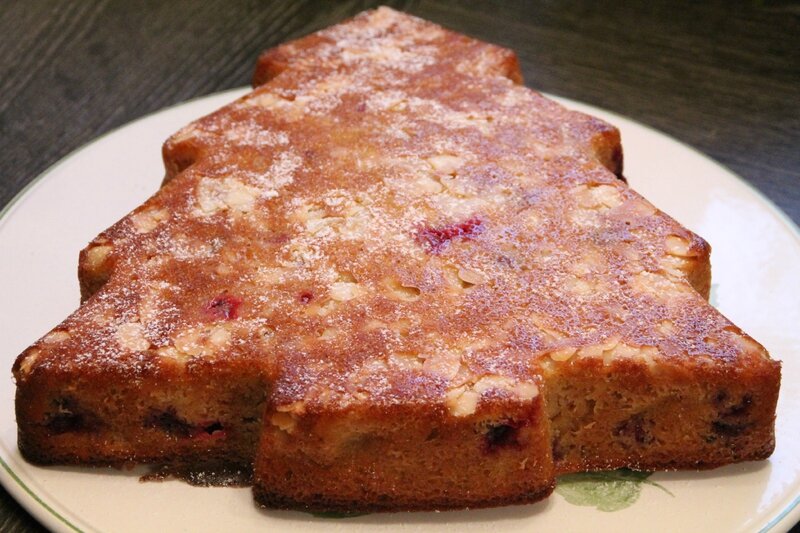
1, 1, 798, 531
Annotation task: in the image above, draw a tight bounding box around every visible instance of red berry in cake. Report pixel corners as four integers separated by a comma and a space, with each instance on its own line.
416, 217, 485, 253
204, 293, 242, 320
194, 421, 226, 440
299, 291, 314, 304
483, 422, 521, 453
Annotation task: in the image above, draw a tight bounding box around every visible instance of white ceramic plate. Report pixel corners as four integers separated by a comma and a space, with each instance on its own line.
1, 88, 798, 533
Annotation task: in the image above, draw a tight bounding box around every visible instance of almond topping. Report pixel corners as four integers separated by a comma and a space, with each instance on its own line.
445, 386, 480, 417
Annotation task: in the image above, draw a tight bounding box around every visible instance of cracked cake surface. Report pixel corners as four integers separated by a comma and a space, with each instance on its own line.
13, 7, 779, 512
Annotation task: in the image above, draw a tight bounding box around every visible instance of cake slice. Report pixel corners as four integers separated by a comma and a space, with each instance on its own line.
13, 7, 779, 512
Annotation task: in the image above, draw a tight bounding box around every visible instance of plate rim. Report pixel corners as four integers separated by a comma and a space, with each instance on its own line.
1, 87, 798, 533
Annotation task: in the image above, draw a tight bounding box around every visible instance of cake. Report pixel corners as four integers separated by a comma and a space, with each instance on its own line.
13, 7, 780, 513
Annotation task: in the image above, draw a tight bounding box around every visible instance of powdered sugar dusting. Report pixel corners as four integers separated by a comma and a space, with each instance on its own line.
18, 7, 758, 428
258, 151, 302, 199
222, 122, 289, 147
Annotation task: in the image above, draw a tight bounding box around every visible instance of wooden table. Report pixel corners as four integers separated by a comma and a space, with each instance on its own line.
1, 1, 797, 531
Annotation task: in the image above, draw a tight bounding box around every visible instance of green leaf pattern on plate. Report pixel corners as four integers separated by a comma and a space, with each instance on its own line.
556, 469, 673, 512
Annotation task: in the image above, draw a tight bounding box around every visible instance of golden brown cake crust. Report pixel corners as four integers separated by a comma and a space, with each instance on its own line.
14, 7, 779, 513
